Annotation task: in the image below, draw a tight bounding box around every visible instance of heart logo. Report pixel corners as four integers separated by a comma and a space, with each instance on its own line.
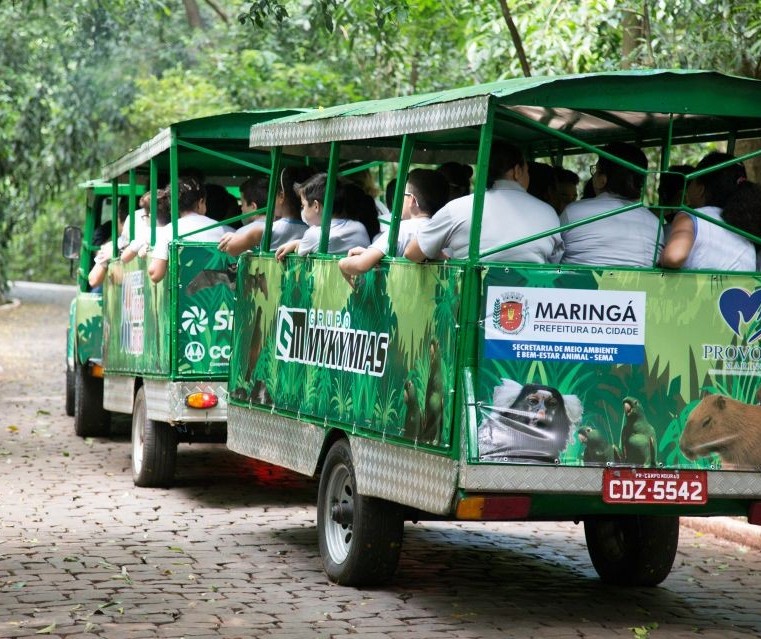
718, 287, 761, 343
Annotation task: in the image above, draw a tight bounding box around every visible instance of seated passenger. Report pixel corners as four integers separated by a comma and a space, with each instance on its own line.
237, 175, 270, 229
217, 167, 314, 257
527, 161, 558, 206
404, 141, 563, 263
89, 199, 130, 289
550, 167, 580, 214
119, 192, 151, 257
560, 143, 662, 267
275, 174, 375, 260
339, 169, 449, 277
203, 183, 239, 231
660, 153, 761, 271
149, 177, 225, 283
437, 161, 473, 201
657, 164, 694, 225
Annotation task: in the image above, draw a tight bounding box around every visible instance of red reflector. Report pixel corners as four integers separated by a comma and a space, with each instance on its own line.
749, 502, 761, 526
456, 495, 531, 520
185, 392, 218, 409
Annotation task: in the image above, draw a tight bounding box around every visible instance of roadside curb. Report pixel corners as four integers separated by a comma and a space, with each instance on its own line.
0, 298, 21, 313
682, 516, 761, 550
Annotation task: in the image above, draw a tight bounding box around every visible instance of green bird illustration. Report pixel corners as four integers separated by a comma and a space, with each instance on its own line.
577, 425, 615, 465
620, 396, 657, 466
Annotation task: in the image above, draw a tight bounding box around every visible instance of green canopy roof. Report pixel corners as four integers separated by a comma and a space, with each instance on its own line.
102, 109, 306, 182
248, 71, 761, 162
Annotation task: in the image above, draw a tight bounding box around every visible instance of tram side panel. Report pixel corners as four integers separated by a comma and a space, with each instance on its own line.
227, 255, 463, 471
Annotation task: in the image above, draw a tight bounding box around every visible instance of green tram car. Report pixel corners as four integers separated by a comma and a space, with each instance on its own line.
93, 110, 301, 487
227, 70, 761, 586
64, 180, 146, 435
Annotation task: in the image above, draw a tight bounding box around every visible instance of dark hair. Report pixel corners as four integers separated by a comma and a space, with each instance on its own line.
385, 178, 397, 208
488, 142, 525, 188
527, 161, 557, 204
240, 175, 270, 210
204, 183, 240, 222
177, 176, 205, 213
295, 172, 328, 205
280, 165, 317, 216
407, 169, 449, 216
596, 142, 648, 199
581, 177, 595, 199
658, 164, 693, 208
93, 221, 112, 246
437, 162, 473, 199
722, 181, 761, 240
554, 167, 580, 186
155, 188, 171, 226
693, 152, 747, 208
335, 180, 380, 239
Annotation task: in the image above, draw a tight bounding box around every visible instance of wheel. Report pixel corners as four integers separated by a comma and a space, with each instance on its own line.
65, 360, 75, 417
131, 386, 177, 488
584, 515, 679, 586
317, 439, 403, 586
73, 363, 110, 437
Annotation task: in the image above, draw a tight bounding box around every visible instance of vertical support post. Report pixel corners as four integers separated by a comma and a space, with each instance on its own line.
149, 158, 158, 246
128, 169, 137, 244
110, 180, 119, 259
261, 147, 283, 252
319, 142, 341, 254
386, 135, 415, 258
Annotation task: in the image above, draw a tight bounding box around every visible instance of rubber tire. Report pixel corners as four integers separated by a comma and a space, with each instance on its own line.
65, 360, 75, 417
584, 515, 680, 586
317, 439, 404, 586
131, 386, 178, 488
73, 364, 110, 437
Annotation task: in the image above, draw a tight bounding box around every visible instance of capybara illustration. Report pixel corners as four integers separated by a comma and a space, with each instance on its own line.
680, 393, 761, 468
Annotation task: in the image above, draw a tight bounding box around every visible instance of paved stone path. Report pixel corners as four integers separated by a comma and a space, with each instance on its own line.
1, 282, 761, 638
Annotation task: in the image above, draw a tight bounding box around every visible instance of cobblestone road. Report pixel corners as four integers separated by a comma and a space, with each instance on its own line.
1, 282, 761, 639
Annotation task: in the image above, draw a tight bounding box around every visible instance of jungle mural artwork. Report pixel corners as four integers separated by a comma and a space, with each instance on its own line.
477, 267, 761, 471
228, 256, 463, 448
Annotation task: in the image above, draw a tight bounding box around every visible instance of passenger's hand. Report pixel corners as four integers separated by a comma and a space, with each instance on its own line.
218, 232, 235, 252
346, 246, 366, 257
275, 240, 298, 262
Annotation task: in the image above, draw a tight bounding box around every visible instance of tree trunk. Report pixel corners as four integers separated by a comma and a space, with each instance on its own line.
182, 0, 204, 30
496, 0, 531, 78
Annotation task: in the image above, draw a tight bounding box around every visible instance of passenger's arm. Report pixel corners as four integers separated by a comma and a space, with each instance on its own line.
88, 261, 107, 288
339, 247, 384, 276
404, 237, 429, 263
120, 245, 139, 263
148, 257, 167, 283
659, 212, 695, 269
218, 226, 264, 256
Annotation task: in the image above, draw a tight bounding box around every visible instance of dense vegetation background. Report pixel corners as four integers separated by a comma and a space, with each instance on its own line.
1, 0, 759, 297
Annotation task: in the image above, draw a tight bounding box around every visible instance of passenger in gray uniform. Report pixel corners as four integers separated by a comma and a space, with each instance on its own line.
404, 142, 563, 263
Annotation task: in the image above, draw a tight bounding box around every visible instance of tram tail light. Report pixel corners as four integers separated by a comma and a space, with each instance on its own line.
456, 495, 531, 520
90, 363, 104, 378
748, 502, 761, 526
185, 392, 218, 409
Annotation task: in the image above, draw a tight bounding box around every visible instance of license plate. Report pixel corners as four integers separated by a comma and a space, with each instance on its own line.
602, 468, 707, 505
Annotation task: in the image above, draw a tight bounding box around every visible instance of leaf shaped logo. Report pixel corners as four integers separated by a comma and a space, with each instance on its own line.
181, 305, 208, 335
718, 287, 761, 343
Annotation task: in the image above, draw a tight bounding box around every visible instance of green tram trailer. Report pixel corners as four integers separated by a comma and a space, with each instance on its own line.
227, 70, 761, 586
63, 179, 146, 435
97, 110, 303, 487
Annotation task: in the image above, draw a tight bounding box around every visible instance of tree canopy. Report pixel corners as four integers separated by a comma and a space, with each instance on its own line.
2, 0, 760, 295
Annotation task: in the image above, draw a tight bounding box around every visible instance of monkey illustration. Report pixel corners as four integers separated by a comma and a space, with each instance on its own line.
478, 379, 582, 462
420, 337, 443, 444
245, 306, 264, 386
186, 265, 237, 296
680, 394, 761, 468
402, 379, 422, 439
577, 425, 616, 465
619, 396, 657, 466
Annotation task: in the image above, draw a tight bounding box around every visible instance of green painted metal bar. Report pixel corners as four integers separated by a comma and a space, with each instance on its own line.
149, 159, 158, 246
480, 200, 645, 260
337, 160, 383, 177
128, 169, 137, 244
319, 142, 341, 254
169, 131, 179, 243
497, 107, 649, 176
261, 147, 283, 252
176, 139, 272, 175
653, 114, 675, 265
110, 180, 119, 259
385, 135, 414, 258
468, 103, 495, 263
